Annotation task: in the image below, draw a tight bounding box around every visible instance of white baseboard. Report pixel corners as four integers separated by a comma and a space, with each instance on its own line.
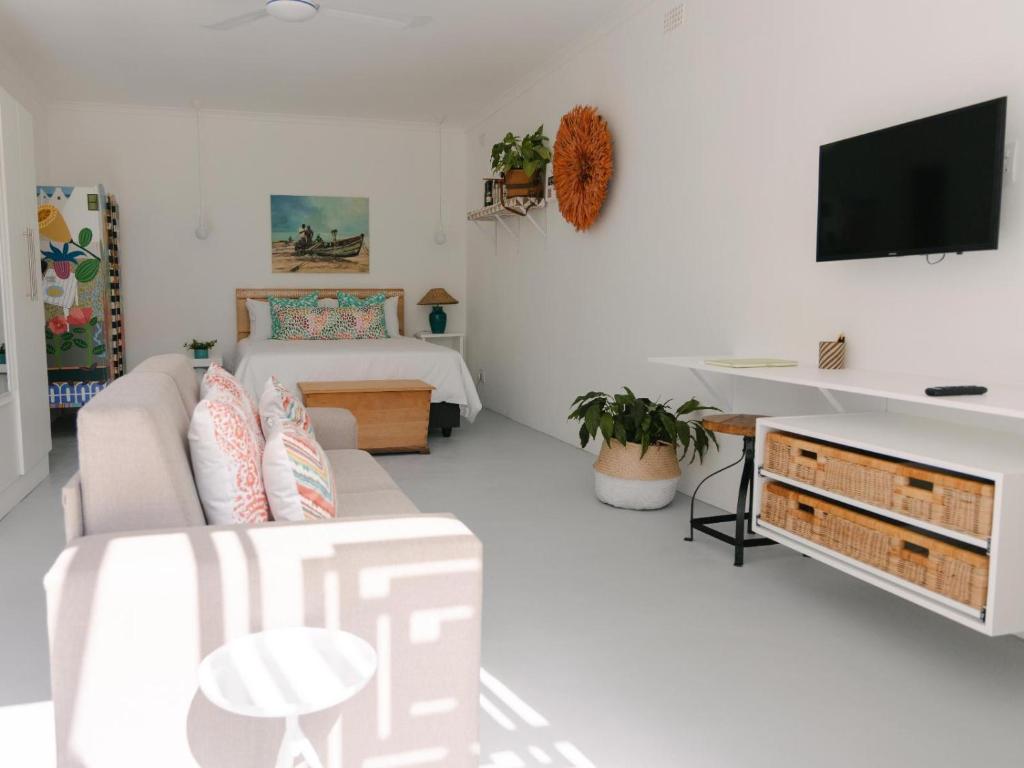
0, 455, 50, 522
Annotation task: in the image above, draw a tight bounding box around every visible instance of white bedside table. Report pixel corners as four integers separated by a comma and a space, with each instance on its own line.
414, 332, 464, 358
198, 627, 377, 768
190, 355, 221, 370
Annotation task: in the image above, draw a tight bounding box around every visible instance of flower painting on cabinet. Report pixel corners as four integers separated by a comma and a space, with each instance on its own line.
37, 186, 107, 370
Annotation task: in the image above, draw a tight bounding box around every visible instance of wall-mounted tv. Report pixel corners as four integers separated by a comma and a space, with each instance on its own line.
816, 97, 1006, 262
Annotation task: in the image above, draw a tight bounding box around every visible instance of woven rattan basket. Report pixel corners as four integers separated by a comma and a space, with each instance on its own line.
761, 482, 989, 610
764, 432, 994, 538
594, 441, 681, 481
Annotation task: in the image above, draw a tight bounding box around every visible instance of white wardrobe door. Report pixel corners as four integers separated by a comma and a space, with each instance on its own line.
0, 86, 50, 515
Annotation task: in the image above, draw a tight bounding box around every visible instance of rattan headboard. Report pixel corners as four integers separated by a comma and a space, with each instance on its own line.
235, 288, 405, 340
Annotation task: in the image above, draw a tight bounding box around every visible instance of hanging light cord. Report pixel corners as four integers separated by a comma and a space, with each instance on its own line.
195, 104, 204, 227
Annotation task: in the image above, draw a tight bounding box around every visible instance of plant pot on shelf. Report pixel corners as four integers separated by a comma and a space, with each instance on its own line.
593, 441, 681, 510
193, 348, 209, 360
503, 169, 544, 199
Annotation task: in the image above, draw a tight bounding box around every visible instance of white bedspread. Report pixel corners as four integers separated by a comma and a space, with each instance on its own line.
233, 337, 482, 421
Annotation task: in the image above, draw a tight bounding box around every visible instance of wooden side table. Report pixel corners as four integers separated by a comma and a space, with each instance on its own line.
414, 331, 465, 358
298, 379, 434, 454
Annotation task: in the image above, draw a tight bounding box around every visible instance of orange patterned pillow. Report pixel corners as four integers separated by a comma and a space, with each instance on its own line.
270, 305, 388, 340
188, 398, 270, 525
202, 362, 262, 441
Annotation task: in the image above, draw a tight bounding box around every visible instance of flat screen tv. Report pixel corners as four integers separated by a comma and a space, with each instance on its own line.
816, 97, 1006, 262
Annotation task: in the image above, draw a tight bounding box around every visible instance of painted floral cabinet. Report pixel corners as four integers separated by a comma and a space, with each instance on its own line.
36, 185, 124, 408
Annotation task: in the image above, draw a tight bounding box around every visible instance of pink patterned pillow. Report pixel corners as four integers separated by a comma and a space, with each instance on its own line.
188, 398, 270, 525
262, 425, 337, 521
259, 376, 315, 437
271, 305, 388, 341
202, 362, 262, 441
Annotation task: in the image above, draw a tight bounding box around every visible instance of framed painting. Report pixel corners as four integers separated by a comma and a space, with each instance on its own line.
271, 194, 370, 273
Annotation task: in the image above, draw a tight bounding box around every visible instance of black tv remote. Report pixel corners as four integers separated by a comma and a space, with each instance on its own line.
925, 385, 988, 397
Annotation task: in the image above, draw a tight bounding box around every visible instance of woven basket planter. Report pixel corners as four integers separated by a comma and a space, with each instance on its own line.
593, 441, 681, 510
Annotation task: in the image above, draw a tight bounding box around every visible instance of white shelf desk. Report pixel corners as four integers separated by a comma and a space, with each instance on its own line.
649, 356, 1024, 420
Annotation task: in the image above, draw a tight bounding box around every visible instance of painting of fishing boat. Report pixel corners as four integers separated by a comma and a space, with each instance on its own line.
271, 194, 370, 273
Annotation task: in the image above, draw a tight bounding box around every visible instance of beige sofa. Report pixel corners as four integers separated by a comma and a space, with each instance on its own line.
44, 355, 483, 768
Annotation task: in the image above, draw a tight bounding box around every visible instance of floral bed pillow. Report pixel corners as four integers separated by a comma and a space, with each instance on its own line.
337, 291, 386, 308
262, 425, 337, 522
268, 292, 319, 338
271, 304, 388, 341
259, 376, 315, 437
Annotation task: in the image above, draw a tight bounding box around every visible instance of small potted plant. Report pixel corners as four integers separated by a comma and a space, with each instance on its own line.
569, 388, 719, 510
491, 125, 551, 199
183, 339, 217, 360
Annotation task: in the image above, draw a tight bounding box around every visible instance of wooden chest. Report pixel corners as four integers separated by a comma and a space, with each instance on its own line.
298, 379, 434, 454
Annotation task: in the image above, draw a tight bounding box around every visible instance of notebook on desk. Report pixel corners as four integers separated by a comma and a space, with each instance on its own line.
704, 358, 799, 368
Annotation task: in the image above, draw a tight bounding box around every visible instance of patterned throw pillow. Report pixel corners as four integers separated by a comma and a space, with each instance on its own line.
337, 291, 386, 308
262, 425, 337, 521
271, 305, 388, 341
189, 398, 271, 525
259, 376, 315, 437
201, 363, 262, 443
269, 292, 319, 339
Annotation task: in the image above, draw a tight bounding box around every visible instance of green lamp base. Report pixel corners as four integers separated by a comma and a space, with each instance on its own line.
428, 306, 448, 334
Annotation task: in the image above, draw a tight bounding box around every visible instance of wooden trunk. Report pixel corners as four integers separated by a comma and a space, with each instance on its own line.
298, 379, 434, 454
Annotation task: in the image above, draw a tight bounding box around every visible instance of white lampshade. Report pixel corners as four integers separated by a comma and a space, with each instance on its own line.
266, 0, 320, 23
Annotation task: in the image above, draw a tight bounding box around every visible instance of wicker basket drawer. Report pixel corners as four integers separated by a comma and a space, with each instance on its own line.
761, 482, 989, 610
764, 431, 994, 538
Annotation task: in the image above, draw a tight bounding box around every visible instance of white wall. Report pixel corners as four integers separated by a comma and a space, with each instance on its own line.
45, 103, 466, 366
465, 0, 1024, 503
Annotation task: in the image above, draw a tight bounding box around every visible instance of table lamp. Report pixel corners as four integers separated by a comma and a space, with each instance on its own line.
418, 288, 458, 334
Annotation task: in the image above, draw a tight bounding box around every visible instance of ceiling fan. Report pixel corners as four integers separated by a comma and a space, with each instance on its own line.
206, 0, 430, 32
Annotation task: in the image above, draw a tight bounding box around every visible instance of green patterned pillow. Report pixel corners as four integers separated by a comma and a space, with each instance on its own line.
271, 305, 389, 340
269, 292, 318, 338
337, 291, 386, 308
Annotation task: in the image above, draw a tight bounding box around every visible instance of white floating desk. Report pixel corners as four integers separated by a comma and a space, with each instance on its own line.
649, 356, 1024, 420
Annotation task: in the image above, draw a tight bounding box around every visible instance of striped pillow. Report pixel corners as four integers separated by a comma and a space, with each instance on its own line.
262, 426, 337, 521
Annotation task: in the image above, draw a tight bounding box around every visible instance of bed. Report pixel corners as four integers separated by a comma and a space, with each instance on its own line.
232, 289, 482, 432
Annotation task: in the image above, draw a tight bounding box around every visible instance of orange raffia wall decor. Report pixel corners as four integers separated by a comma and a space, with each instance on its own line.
553, 105, 613, 231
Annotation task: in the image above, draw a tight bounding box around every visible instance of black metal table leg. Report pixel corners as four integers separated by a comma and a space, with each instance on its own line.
733, 436, 755, 567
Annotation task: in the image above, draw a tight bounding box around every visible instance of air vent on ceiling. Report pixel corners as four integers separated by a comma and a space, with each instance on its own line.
663, 4, 685, 34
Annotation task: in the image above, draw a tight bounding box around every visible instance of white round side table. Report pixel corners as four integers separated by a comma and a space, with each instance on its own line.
198, 627, 378, 768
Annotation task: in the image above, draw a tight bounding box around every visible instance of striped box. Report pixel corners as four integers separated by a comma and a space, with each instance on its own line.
819, 340, 846, 369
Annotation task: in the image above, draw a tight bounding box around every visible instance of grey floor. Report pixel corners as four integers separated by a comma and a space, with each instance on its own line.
2, 411, 1024, 767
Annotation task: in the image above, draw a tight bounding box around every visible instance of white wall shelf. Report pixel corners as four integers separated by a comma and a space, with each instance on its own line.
649, 356, 1024, 420
751, 412, 1024, 636
467, 198, 546, 237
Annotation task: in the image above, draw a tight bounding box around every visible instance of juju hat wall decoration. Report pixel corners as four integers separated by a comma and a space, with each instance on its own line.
553, 105, 613, 231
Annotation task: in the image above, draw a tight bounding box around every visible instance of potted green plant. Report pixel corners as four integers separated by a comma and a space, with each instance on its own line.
184, 339, 217, 360
569, 388, 719, 510
491, 125, 551, 199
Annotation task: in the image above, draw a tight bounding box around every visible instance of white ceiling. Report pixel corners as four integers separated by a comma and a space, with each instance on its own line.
0, 0, 643, 125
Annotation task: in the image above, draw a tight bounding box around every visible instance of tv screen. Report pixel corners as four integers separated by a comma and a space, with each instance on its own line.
816, 97, 1006, 262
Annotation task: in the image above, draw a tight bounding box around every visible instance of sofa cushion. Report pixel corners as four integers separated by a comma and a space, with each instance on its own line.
334, 489, 421, 518
77, 371, 205, 534
134, 353, 199, 415
263, 426, 336, 521
325, 449, 399, 495
189, 398, 270, 525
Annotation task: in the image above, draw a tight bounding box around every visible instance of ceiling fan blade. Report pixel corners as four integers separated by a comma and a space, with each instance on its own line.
204, 10, 270, 31
319, 7, 431, 29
